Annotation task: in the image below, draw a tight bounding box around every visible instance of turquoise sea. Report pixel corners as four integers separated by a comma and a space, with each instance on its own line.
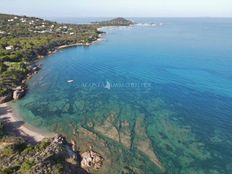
14, 18, 232, 174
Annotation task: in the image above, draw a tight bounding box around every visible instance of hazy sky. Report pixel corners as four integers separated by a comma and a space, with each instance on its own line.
1, 0, 232, 17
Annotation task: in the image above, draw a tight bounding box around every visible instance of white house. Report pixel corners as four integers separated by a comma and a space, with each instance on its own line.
5, 46, 14, 50
0, 31, 6, 34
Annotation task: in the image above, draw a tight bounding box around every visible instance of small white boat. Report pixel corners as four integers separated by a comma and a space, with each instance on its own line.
67, 80, 74, 83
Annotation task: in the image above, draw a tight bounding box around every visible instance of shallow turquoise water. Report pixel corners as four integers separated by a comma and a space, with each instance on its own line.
15, 18, 232, 174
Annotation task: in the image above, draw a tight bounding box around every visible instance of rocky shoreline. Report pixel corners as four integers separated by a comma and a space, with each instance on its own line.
0, 33, 103, 104
0, 103, 104, 173
0, 134, 104, 173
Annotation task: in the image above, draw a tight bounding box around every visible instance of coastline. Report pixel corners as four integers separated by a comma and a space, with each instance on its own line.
0, 32, 104, 104
39, 33, 103, 58
0, 32, 104, 142
0, 102, 55, 142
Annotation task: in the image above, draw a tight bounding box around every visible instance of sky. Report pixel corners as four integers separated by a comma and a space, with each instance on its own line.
1, 0, 232, 18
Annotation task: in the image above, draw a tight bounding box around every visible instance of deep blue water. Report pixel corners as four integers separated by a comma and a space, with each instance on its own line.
15, 18, 232, 174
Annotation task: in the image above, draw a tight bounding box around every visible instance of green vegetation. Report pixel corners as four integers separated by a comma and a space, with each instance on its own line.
0, 13, 133, 102
0, 166, 20, 174
0, 13, 101, 101
0, 137, 26, 156
20, 160, 35, 174
0, 134, 68, 174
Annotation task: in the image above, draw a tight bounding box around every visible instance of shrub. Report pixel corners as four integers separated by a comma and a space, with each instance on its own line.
20, 160, 35, 174
35, 140, 50, 151
0, 166, 20, 174
2, 139, 26, 156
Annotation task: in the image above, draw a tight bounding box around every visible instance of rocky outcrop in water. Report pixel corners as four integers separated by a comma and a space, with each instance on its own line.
13, 86, 26, 100
81, 149, 104, 170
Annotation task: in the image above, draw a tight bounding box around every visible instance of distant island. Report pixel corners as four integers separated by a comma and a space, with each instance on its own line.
92, 17, 134, 26
0, 14, 134, 103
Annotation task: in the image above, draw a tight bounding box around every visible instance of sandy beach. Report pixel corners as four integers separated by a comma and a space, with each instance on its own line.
0, 103, 55, 142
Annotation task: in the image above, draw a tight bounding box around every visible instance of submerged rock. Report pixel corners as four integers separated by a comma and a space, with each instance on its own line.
135, 116, 165, 172
94, 114, 132, 148
79, 127, 97, 140
94, 113, 120, 142
119, 120, 132, 148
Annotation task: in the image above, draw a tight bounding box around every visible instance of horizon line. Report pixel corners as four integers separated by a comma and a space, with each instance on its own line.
1, 12, 232, 19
